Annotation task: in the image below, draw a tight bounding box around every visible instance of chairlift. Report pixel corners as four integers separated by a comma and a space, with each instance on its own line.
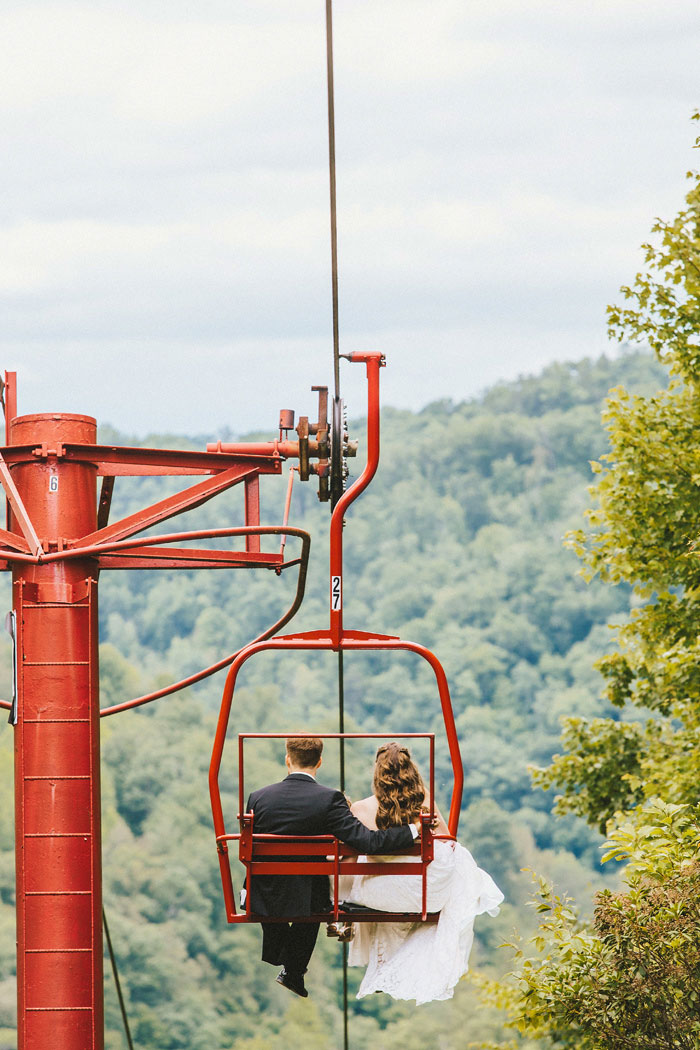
209, 352, 464, 925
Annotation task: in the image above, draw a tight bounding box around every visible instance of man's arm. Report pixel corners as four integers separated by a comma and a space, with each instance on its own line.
325, 792, 414, 854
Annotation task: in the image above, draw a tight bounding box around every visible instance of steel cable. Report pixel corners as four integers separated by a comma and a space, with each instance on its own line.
326, 0, 341, 401
338, 648, 349, 1050
103, 908, 135, 1050
325, 3, 349, 1045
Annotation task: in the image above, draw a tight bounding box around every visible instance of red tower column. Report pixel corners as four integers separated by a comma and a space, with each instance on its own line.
10, 414, 103, 1050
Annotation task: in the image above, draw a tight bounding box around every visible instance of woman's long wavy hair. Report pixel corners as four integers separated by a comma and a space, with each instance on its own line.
373, 743, 425, 829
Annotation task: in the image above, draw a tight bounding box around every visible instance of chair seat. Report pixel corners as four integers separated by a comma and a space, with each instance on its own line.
244, 906, 440, 924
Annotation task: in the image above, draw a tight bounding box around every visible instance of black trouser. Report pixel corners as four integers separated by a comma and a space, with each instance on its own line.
261, 922, 320, 976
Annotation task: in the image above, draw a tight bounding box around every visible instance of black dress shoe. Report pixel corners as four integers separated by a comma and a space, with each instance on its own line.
276, 969, 309, 998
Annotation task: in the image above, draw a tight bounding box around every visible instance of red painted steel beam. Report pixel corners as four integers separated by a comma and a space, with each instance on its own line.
0, 529, 30, 553
97, 546, 283, 569
96, 477, 114, 531
0, 443, 284, 477
3, 373, 17, 447
10, 412, 103, 1050
0, 524, 307, 568
244, 476, 261, 554
206, 439, 302, 458
78, 465, 262, 548
3, 372, 16, 533
0, 453, 42, 556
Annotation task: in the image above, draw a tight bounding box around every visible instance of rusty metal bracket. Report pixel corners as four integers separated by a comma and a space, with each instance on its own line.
31, 443, 66, 459
297, 417, 310, 480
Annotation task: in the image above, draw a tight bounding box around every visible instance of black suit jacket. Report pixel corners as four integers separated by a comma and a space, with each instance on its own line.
245, 773, 414, 917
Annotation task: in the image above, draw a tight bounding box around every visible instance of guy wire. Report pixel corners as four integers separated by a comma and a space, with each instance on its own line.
103, 908, 135, 1050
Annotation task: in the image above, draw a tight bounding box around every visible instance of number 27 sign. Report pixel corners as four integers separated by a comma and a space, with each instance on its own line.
331, 576, 342, 611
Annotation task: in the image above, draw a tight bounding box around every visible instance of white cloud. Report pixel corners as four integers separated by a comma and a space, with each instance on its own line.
0, 0, 699, 434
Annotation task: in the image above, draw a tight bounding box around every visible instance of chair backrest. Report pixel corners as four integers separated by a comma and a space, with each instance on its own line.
239, 811, 433, 871
237, 811, 436, 921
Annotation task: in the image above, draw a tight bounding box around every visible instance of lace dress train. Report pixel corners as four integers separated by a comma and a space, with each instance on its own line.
340, 840, 503, 1004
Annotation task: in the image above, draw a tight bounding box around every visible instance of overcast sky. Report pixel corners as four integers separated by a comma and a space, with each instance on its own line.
1, 1, 699, 437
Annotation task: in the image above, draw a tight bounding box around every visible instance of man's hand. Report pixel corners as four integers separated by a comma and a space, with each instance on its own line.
419, 809, 438, 833
411, 811, 435, 839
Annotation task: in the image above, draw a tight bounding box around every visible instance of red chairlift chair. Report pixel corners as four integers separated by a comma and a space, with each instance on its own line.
209, 352, 464, 925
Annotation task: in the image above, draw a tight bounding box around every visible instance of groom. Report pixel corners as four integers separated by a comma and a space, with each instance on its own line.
245, 736, 418, 998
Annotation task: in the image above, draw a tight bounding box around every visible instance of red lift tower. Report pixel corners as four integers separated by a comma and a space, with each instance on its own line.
0, 371, 344, 1050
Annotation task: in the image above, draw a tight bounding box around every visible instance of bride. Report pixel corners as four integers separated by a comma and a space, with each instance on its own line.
335, 742, 503, 1004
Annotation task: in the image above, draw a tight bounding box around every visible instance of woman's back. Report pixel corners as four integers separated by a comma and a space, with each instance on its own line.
350, 796, 401, 862
350, 795, 379, 829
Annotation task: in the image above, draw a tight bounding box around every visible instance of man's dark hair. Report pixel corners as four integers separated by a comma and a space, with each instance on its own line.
286, 736, 323, 769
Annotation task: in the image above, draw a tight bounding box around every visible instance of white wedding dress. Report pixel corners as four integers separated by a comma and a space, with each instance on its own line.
339, 840, 503, 1004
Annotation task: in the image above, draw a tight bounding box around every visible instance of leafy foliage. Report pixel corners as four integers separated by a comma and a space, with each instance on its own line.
482, 803, 700, 1050
483, 119, 700, 1048
531, 717, 646, 833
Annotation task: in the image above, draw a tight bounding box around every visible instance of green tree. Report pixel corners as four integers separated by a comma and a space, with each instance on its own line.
539, 117, 700, 824
482, 116, 700, 1047
479, 802, 700, 1050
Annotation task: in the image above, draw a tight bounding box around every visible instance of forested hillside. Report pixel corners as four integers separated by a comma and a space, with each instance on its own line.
0, 350, 667, 1049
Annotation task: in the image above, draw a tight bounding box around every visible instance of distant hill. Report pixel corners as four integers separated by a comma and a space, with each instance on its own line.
0, 348, 668, 1049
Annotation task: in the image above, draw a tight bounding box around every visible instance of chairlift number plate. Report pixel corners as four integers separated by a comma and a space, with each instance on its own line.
331, 576, 342, 611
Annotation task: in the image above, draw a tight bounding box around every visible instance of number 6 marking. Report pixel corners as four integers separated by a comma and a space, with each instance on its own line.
331, 575, 342, 611
49, 475, 59, 493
